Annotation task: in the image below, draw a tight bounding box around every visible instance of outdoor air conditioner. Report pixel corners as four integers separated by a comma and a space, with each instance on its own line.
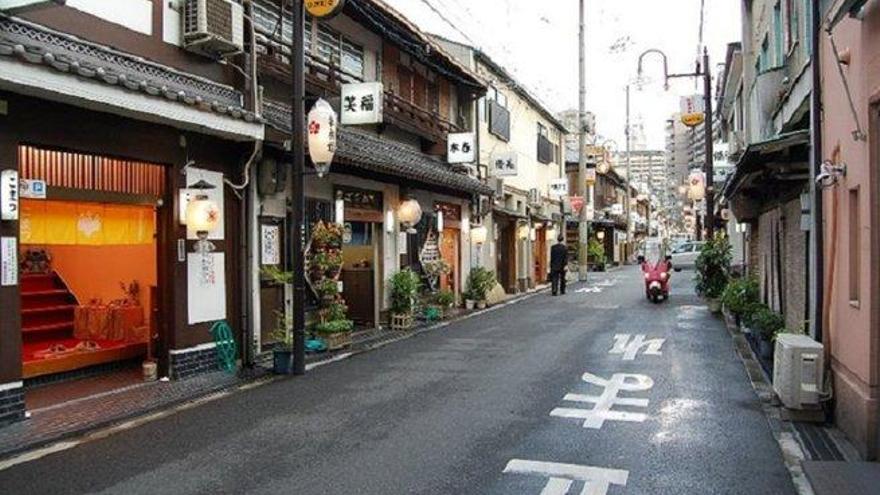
528, 188, 541, 205
183, 0, 244, 58
492, 177, 504, 198
772, 333, 824, 410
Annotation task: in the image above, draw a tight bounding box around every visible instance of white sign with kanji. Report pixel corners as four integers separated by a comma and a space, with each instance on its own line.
447, 132, 476, 164
548, 178, 569, 198
490, 152, 518, 176
340, 82, 383, 125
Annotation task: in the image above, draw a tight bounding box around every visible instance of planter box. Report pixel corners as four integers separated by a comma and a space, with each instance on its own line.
707, 298, 722, 314
391, 313, 414, 331
320, 332, 352, 351
273, 350, 293, 374
722, 308, 738, 330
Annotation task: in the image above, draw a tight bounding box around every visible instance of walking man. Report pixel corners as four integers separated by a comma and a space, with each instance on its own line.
550, 234, 568, 296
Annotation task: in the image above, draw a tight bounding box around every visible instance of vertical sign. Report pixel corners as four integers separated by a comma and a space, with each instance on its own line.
1, 169, 19, 220
340, 82, 384, 125
680, 95, 705, 127
260, 224, 280, 265
1, 236, 17, 286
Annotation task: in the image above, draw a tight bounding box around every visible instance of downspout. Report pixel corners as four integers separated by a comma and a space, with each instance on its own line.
809, 0, 824, 344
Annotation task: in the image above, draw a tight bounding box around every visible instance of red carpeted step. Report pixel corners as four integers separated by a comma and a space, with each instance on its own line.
21, 271, 78, 344
22, 321, 75, 334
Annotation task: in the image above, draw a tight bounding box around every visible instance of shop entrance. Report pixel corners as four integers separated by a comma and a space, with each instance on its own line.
341, 221, 381, 328
533, 226, 547, 284
495, 216, 517, 293
17, 146, 163, 405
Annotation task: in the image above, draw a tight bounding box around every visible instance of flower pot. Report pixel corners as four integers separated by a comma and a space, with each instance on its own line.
707, 298, 722, 314
758, 336, 774, 360
273, 349, 293, 374
476, 300, 487, 309
391, 313, 413, 331
320, 331, 352, 351
465, 299, 475, 310
142, 360, 158, 382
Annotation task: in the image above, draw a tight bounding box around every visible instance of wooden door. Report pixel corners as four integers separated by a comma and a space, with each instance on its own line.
534, 228, 547, 284
440, 228, 460, 294
496, 219, 516, 293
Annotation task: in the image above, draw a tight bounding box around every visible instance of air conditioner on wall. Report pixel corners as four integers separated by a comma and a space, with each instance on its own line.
528, 188, 541, 205
492, 177, 504, 198
772, 333, 824, 410
183, 0, 244, 58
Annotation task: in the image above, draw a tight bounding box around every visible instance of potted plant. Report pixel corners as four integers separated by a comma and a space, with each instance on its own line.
270, 310, 294, 374
588, 239, 606, 272
390, 268, 421, 330
720, 276, 759, 329
314, 318, 354, 350
695, 234, 732, 313
466, 267, 496, 309
431, 289, 455, 318
463, 287, 476, 310
751, 305, 784, 360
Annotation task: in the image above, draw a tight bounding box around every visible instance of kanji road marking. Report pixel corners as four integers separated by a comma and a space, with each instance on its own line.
551, 372, 654, 429
609, 333, 665, 361
503, 459, 629, 495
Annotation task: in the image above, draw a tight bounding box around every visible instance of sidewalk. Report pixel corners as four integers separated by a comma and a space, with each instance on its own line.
0, 288, 548, 461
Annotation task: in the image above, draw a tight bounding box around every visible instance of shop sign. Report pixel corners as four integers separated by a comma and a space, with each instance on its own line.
305, 0, 345, 18
585, 203, 595, 221
335, 186, 383, 211
1, 236, 16, 286
447, 132, 476, 164
680, 95, 705, 128
19, 179, 46, 199
260, 224, 280, 265
1, 169, 19, 220
585, 167, 597, 186
340, 82, 383, 125
491, 152, 518, 176
548, 178, 569, 198
610, 203, 624, 215
569, 195, 585, 214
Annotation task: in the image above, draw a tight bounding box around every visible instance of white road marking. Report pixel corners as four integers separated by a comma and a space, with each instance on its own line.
609, 333, 665, 361
551, 372, 654, 429
504, 459, 629, 495
576, 287, 602, 294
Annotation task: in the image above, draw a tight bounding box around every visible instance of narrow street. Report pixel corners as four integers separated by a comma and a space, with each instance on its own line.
0, 267, 795, 495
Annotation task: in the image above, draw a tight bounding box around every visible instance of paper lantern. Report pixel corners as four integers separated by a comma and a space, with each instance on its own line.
398, 198, 422, 232
185, 194, 220, 237
307, 98, 338, 177
517, 224, 530, 240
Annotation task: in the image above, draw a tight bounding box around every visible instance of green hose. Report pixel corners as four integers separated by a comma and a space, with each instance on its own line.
210, 321, 238, 374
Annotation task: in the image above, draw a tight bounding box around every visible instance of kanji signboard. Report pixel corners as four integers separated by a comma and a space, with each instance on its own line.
447, 133, 476, 164
680, 95, 705, 128
340, 82, 383, 125
491, 152, 518, 176
305, 0, 345, 18
549, 178, 569, 198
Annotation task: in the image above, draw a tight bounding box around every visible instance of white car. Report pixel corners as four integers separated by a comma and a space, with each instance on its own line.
670, 241, 705, 271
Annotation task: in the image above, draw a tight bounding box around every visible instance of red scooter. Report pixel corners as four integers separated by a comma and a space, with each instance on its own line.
638, 255, 673, 303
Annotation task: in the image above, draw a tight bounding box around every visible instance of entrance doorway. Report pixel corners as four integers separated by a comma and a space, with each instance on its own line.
341, 221, 380, 328
495, 216, 517, 293
440, 228, 460, 295
17, 145, 164, 406
534, 227, 547, 284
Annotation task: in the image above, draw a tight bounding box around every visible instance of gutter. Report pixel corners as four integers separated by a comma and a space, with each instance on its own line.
809, 0, 824, 344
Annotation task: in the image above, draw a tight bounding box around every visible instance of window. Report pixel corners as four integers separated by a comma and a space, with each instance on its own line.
787, 0, 799, 50
849, 187, 860, 303
314, 22, 365, 80
537, 122, 553, 164
773, 2, 784, 66
537, 122, 548, 137
759, 35, 770, 72
803, 0, 813, 56
427, 81, 440, 114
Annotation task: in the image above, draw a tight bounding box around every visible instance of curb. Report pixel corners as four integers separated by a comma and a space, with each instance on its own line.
0, 287, 550, 468
720, 313, 816, 495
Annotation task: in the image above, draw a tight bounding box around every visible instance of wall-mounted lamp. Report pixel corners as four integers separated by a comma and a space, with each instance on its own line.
471, 224, 488, 245
334, 190, 345, 226
385, 209, 395, 233
517, 224, 530, 240
597, 230, 605, 241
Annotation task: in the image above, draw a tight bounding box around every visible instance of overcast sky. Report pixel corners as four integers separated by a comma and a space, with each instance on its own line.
384, 0, 742, 149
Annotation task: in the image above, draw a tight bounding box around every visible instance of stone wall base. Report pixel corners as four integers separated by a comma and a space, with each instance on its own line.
833, 364, 879, 460
0, 383, 25, 426
169, 344, 222, 380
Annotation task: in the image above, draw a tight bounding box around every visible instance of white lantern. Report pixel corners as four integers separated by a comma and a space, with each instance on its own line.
597, 160, 610, 174
471, 225, 488, 245
687, 171, 706, 201
721, 208, 731, 221
597, 230, 605, 240
517, 224, 530, 240
185, 194, 220, 238
307, 98, 338, 177
398, 198, 422, 233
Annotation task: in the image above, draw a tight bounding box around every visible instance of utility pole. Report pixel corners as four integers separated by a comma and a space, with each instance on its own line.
577, 0, 589, 281
624, 85, 632, 262
290, 0, 306, 375
702, 47, 715, 239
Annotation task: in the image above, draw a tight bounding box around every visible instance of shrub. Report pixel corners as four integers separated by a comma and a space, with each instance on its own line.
695, 234, 732, 299
390, 269, 421, 315
314, 319, 354, 334
435, 289, 455, 308
466, 267, 496, 301
751, 305, 785, 339
720, 277, 760, 317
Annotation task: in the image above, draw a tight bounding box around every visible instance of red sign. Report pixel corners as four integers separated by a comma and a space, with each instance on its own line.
570, 196, 585, 213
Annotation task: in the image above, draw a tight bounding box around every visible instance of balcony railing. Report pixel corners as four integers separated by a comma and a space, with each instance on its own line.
383, 91, 460, 143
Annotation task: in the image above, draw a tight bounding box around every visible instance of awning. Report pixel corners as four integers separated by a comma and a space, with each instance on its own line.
722, 130, 810, 200
335, 127, 493, 197
829, 0, 871, 28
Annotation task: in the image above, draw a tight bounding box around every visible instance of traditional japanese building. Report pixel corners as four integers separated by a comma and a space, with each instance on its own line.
0, 1, 262, 425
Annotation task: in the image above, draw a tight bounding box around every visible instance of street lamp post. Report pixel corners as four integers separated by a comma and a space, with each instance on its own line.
290, 0, 307, 375
636, 47, 715, 240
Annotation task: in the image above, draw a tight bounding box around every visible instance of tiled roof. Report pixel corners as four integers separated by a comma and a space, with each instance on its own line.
263, 99, 492, 196
0, 16, 259, 123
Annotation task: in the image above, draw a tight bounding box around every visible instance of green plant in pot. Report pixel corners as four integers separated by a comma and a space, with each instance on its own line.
269, 310, 294, 374
695, 234, 731, 312
720, 276, 759, 326
390, 268, 421, 316
466, 267, 496, 309
588, 238, 606, 271
750, 304, 784, 359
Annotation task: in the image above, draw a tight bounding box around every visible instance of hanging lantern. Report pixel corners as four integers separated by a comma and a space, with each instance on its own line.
307, 98, 338, 178
186, 194, 220, 239
398, 197, 422, 233
597, 230, 605, 240
687, 171, 706, 201
721, 208, 732, 221
471, 224, 488, 245
597, 160, 611, 174
517, 224, 530, 240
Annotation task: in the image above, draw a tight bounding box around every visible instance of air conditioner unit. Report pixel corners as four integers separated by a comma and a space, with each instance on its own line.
773, 333, 824, 410
183, 0, 244, 58
528, 188, 541, 205
492, 177, 504, 198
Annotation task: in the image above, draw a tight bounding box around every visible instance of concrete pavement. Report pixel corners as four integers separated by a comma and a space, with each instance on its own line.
0, 266, 796, 494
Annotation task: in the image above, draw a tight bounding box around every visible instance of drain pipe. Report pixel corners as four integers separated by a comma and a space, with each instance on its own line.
809, 0, 824, 344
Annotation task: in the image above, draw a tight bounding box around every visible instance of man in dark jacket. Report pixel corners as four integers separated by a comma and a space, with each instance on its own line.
549, 234, 568, 296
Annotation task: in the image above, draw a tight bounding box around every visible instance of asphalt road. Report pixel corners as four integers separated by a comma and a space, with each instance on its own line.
0, 266, 796, 495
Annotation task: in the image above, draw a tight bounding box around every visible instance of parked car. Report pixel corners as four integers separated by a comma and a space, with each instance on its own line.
669, 241, 705, 271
